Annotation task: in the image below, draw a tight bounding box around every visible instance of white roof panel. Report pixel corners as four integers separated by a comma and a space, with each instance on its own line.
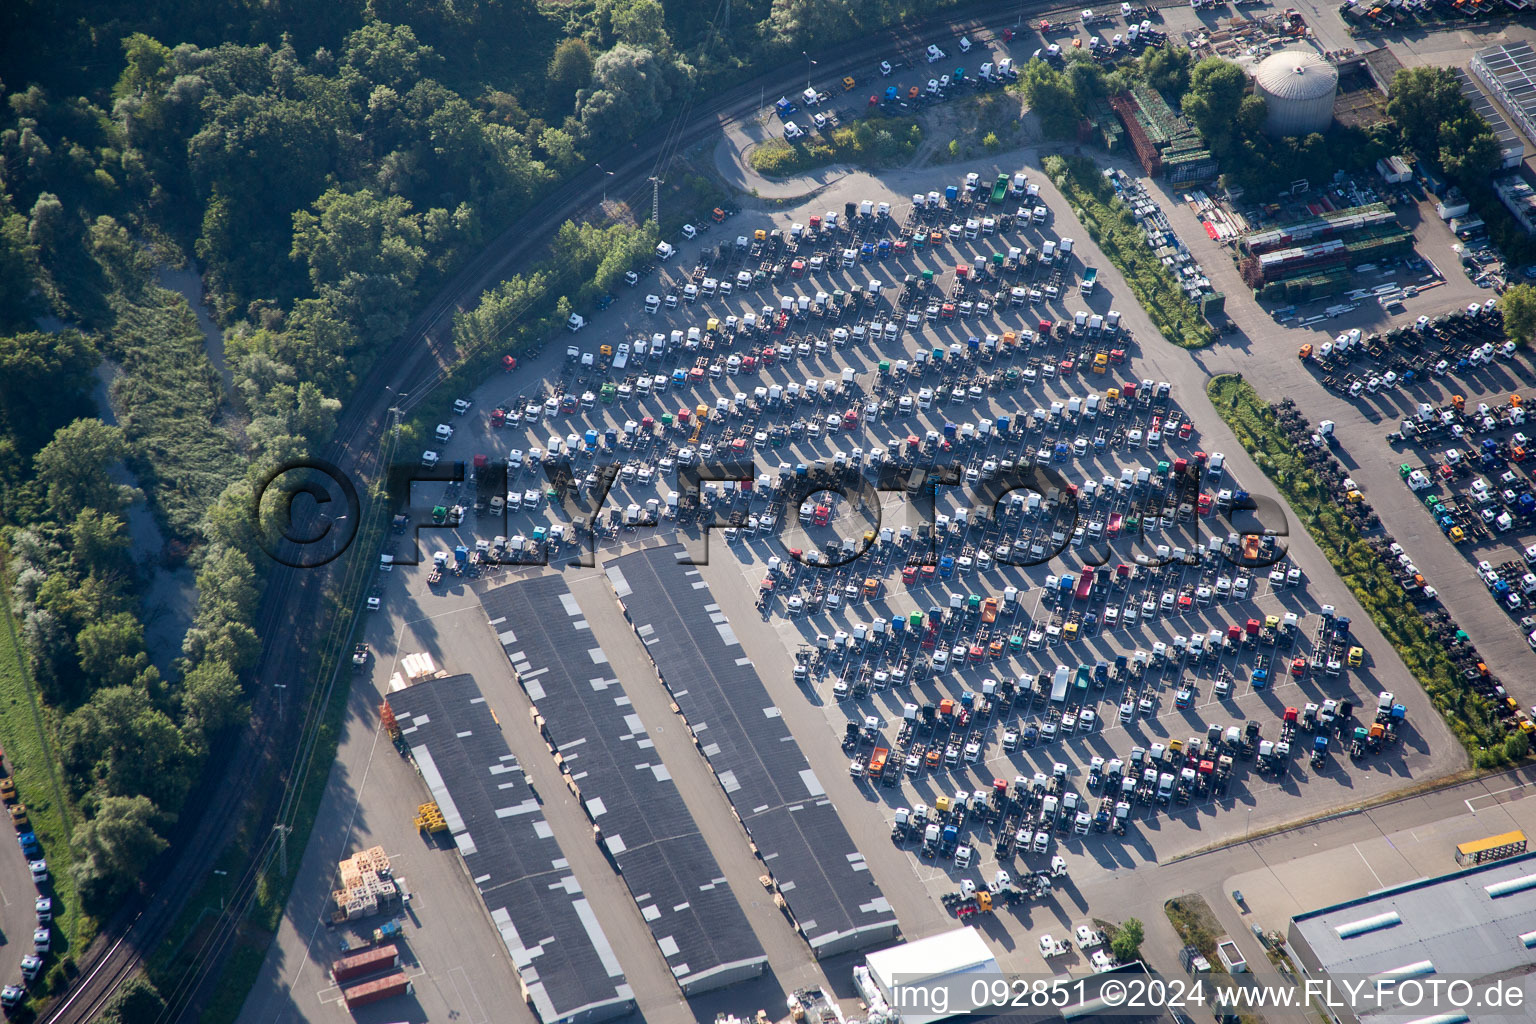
866, 928, 998, 987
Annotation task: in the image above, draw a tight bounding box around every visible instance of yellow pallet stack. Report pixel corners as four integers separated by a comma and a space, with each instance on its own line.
414, 802, 447, 833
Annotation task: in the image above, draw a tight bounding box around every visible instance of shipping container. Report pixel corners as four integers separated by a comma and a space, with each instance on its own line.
332, 944, 401, 984
342, 971, 413, 1010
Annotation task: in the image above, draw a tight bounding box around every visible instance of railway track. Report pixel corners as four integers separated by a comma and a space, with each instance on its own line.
42, 2, 1157, 1020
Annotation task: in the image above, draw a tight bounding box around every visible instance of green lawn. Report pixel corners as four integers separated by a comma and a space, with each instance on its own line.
0, 585, 90, 971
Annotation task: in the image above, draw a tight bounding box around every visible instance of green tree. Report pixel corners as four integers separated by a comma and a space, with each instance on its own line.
1505, 729, 1530, 761
33, 418, 138, 516
576, 45, 682, 143
539, 126, 581, 174
61, 685, 195, 807
70, 794, 170, 910
547, 37, 596, 114
1387, 66, 1469, 157
1141, 43, 1192, 99
69, 508, 134, 580
179, 658, 245, 740
0, 198, 38, 330
97, 974, 166, 1024
1182, 57, 1248, 154
1021, 60, 1080, 140
194, 547, 261, 625
1499, 283, 1536, 346
1065, 57, 1107, 106
291, 188, 425, 294
1438, 116, 1497, 181
76, 612, 148, 690
0, 329, 99, 454
1111, 917, 1145, 962
342, 20, 443, 93
611, 0, 672, 52
1237, 94, 1268, 136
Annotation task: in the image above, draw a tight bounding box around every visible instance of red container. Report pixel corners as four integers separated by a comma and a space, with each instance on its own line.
342, 971, 412, 1010
331, 945, 400, 985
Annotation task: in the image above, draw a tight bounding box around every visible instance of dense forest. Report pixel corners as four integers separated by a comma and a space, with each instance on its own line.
0, 0, 982, 999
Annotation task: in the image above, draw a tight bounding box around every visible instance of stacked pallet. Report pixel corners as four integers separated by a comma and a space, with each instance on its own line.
333, 847, 398, 919
388, 651, 441, 693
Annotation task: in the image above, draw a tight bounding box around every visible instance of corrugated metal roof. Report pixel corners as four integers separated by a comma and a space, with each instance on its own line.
479, 574, 768, 994
1254, 50, 1339, 100
1293, 853, 1536, 990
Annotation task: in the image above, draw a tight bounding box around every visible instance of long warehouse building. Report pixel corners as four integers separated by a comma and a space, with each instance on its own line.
478, 573, 769, 995
605, 546, 900, 957
388, 673, 636, 1024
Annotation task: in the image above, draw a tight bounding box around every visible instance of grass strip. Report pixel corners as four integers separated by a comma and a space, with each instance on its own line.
1206, 374, 1508, 764
1164, 895, 1226, 972
1044, 154, 1215, 350
0, 577, 90, 983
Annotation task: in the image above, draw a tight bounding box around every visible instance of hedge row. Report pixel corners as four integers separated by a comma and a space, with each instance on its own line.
1044, 155, 1215, 350
1207, 375, 1510, 765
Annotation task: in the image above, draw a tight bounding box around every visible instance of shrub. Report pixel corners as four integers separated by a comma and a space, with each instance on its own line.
748, 117, 921, 177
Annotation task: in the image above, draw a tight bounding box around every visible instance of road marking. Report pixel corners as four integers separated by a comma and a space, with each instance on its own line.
448, 964, 491, 1024
1464, 777, 1536, 813
1353, 842, 1382, 887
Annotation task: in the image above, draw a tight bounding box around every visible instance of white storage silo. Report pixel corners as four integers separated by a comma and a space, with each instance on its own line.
1253, 50, 1338, 137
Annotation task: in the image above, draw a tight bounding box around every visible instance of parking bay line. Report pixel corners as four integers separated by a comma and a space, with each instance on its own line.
447, 964, 491, 1024
1465, 777, 1536, 813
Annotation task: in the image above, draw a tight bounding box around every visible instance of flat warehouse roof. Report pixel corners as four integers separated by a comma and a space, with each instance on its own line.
389, 674, 635, 1024
1291, 852, 1536, 983
866, 927, 998, 986
604, 547, 898, 955
478, 574, 768, 994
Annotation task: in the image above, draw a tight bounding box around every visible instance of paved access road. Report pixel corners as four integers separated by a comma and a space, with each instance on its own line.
1121, 162, 1536, 715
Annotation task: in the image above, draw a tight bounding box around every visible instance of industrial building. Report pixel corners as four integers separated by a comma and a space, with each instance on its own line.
1286, 851, 1536, 1024
388, 673, 637, 1024
1471, 41, 1536, 146
1450, 67, 1525, 168
1252, 50, 1338, 136
604, 547, 901, 958
1237, 202, 1412, 298
478, 574, 770, 996
1493, 174, 1536, 233
858, 928, 1001, 1024
1110, 83, 1218, 183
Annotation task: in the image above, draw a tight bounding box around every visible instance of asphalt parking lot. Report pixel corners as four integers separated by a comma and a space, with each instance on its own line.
227, 5, 1535, 1018
368, 146, 1463, 975
1130, 159, 1536, 718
